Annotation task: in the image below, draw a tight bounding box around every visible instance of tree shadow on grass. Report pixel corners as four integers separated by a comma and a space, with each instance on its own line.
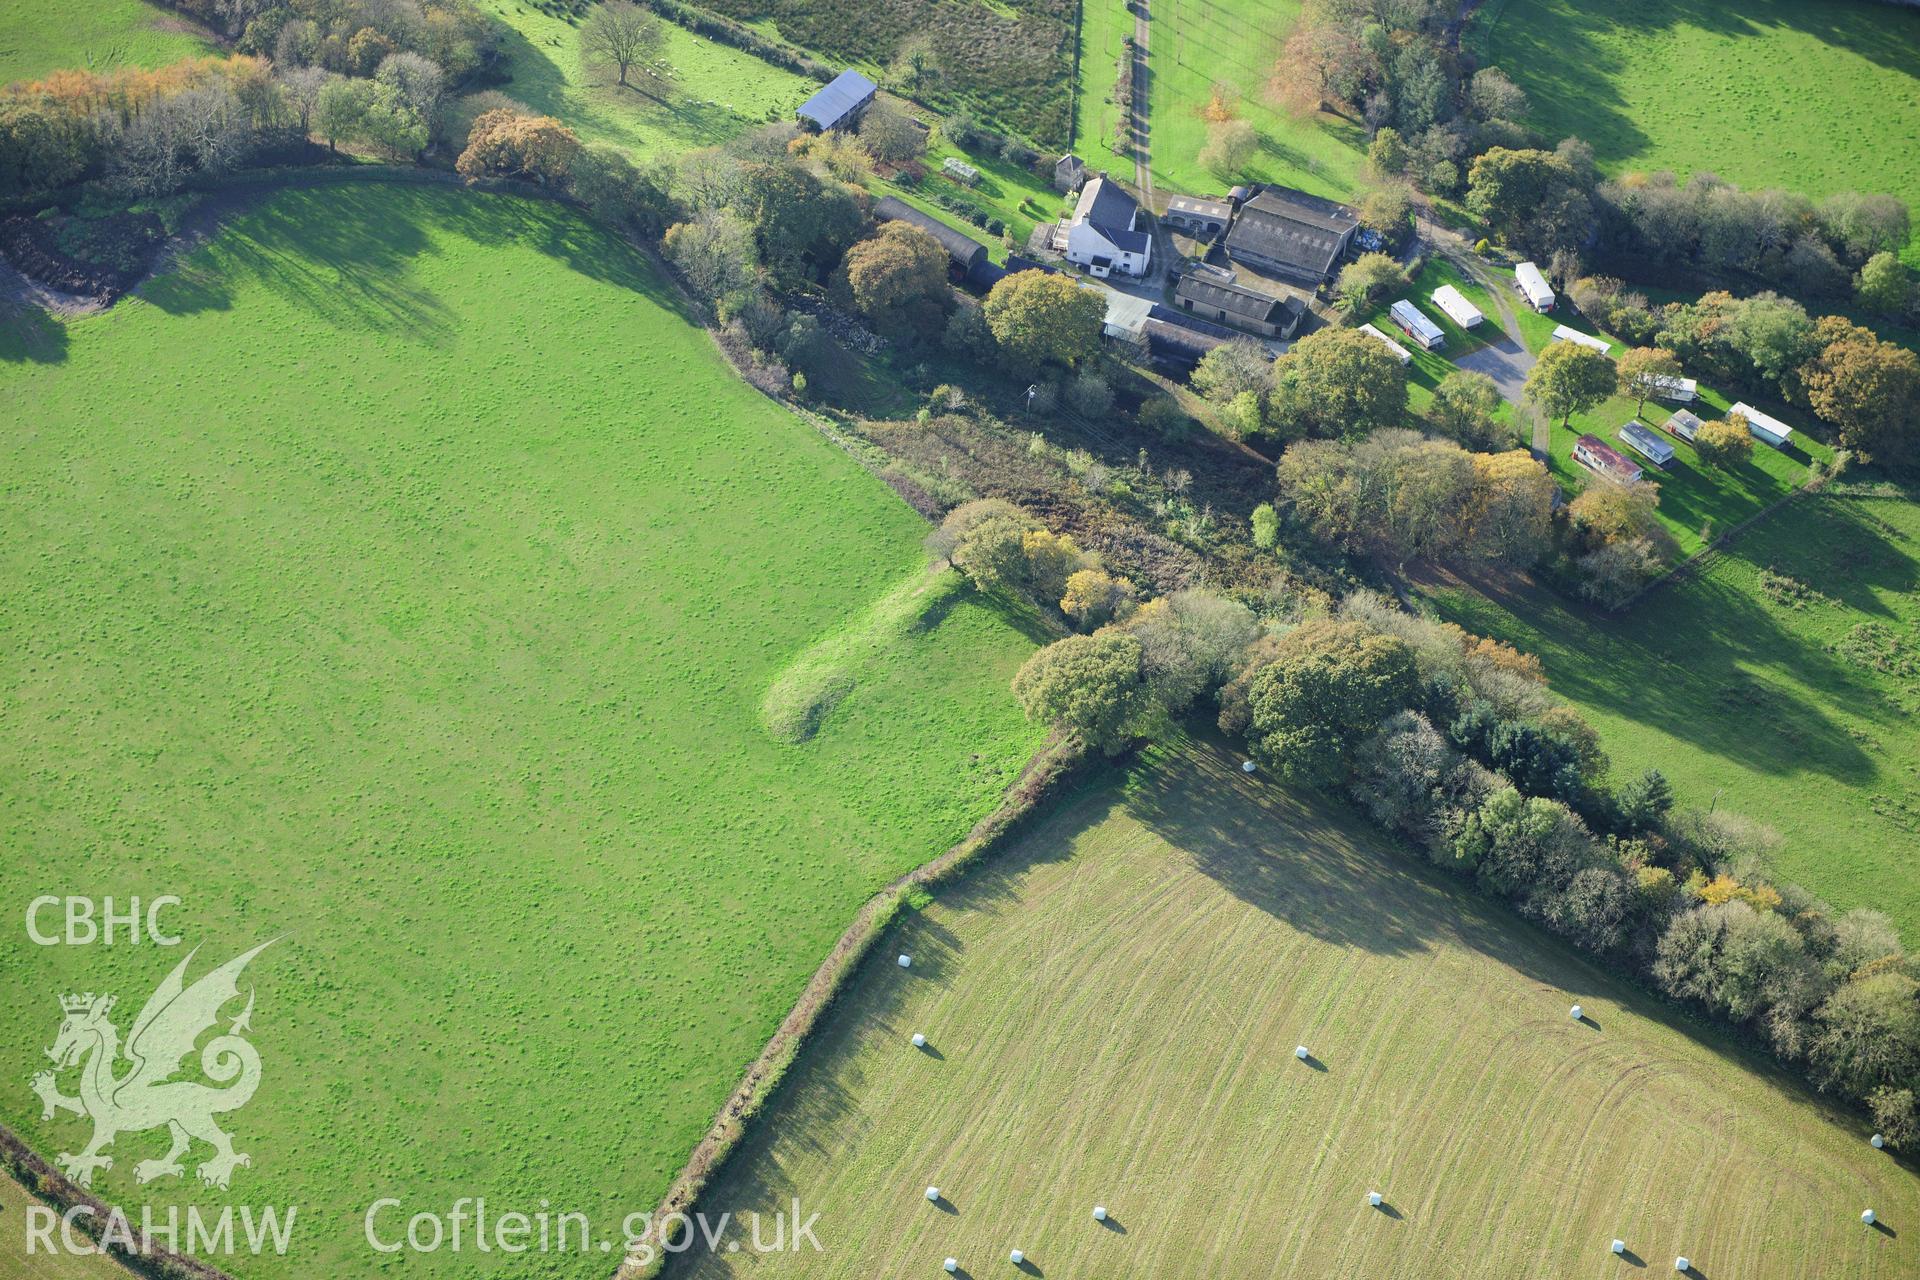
1451, 524, 1888, 787
0, 297, 71, 365
141, 181, 697, 333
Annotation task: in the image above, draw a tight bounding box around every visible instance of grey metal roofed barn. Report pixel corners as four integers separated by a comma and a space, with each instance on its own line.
1223, 186, 1360, 285
797, 69, 877, 131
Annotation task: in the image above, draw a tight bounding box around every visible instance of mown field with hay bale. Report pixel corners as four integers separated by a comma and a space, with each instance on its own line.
0, 180, 1041, 1278
1424, 486, 1920, 944
672, 735, 1917, 1280
1474, 0, 1920, 261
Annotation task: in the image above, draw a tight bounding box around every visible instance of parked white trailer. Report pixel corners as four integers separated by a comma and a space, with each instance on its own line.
1358, 322, 1413, 364
1552, 324, 1612, 355
1730, 402, 1794, 448
1430, 284, 1484, 328
1514, 261, 1555, 312
1389, 299, 1446, 350
1649, 373, 1698, 403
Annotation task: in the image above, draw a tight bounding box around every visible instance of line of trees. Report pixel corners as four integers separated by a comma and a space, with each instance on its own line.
999, 551, 1920, 1146
1, 0, 499, 199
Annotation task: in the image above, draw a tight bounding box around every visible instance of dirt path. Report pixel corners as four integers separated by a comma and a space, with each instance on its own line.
1130, 0, 1154, 204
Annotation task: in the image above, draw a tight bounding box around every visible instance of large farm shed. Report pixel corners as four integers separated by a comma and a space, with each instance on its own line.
797, 70, 877, 131
1223, 186, 1359, 285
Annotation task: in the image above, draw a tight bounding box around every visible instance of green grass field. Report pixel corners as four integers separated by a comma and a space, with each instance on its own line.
1475, 0, 1920, 261
1071, 0, 1130, 167
1143, 0, 1363, 200
1425, 487, 1920, 940
671, 735, 1917, 1279
0, 181, 1042, 1278
0, 0, 213, 83
480, 0, 812, 158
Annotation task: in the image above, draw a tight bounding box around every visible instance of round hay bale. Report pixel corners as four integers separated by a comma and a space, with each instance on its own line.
898, 954, 913, 968
1093, 1206, 1107, 1222
1570, 1004, 1583, 1020
1010, 1248, 1024, 1264
1674, 1258, 1690, 1273
1242, 760, 1256, 773
1367, 1191, 1382, 1207
912, 1033, 927, 1048
1295, 1045, 1310, 1060
926, 1186, 940, 1202
1872, 1133, 1886, 1149
1611, 1239, 1626, 1255
1863, 1209, 1877, 1225
945, 1258, 958, 1273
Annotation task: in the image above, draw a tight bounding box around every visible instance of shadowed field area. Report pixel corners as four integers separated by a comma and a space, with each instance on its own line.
1425, 487, 1920, 941
670, 735, 1916, 1279
1476, 0, 1920, 261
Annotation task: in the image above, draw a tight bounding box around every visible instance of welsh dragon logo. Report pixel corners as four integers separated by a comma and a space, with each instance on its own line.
30, 940, 276, 1191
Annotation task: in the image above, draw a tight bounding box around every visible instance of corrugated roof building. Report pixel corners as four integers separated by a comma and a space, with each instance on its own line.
797, 70, 877, 131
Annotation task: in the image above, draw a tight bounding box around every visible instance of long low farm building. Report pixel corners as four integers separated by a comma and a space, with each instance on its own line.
1171, 273, 1305, 338
873, 196, 993, 285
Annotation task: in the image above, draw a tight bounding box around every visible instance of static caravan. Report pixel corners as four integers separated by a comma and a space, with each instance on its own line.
1389, 299, 1445, 350
1664, 408, 1703, 442
1514, 261, 1555, 312
1729, 402, 1793, 448
1572, 433, 1643, 484
1619, 421, 1676, 468
1552, 324, 1612, 355
1430, 284, 1484, 329
1358, 322, 1413, 365
1649, 374, 1698, 403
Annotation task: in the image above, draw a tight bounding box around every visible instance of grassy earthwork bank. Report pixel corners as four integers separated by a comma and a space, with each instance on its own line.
479, 0, 813, 158
0, 0, 214, 83
1473, 0, 1920, 262
1425, 486, 1920, 941
670, 735, 1918, 1279
1143, 0, 1363, 200
0, 181, 1043, 1278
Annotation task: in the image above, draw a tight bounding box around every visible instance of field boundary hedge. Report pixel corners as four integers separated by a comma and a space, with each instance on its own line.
628, 0, 835, 84
613, 730, 1089, 1280
1614, 463, 1836, 610
0, 1126, 238, 1280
